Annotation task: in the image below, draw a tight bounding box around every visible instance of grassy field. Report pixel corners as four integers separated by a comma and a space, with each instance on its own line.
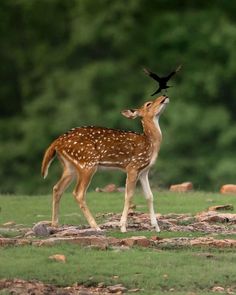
1, 190, 236, 294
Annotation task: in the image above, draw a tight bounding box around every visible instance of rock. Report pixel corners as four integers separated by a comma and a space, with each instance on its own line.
226, 288, 235, 295
3, 221, 16, 227
54, 227, 105, 237
95, 184, 124, 193
107, 284, 127, 293
117, 187, 125, 193
0, 278, 122, 294
35, 236, 111, 250
33, 222, 50, 237
88, 236, 109, 250
24, 230, 35, 237
48, 254, 66, 263
122, 236, 151, 247
189, 237, 236, 248
196, 211, 236, 223
0, 238, 31, 247
95, 184, 117, 193
220, 184, 236, 194
153, 237, 236, 249
151, 236, 163, 241
169, 182, 193, 192
212, 286, 225, 293
208, 204, 234, 211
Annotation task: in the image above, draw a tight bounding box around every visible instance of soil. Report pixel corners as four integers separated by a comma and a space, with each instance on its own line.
0, 279, 130, 294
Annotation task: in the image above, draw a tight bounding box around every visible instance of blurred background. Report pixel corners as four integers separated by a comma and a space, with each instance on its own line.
1, 0, 236, 194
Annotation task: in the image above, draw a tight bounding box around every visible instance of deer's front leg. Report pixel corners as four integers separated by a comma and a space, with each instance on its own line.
120, 171, 138, 232
139, 170, 160, 232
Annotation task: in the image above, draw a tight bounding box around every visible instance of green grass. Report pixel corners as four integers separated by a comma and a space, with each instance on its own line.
1, 244, 236, 294
1, 190, 236, 227
1, 191, 236, 294
107, 230, 207, 239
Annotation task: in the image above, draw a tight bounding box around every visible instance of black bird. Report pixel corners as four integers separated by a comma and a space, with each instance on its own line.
143, 65, 182, 96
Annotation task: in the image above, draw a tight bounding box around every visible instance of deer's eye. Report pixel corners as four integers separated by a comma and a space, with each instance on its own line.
145, 102, 152, 107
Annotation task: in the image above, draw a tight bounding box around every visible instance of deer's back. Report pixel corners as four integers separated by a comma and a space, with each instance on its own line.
53, 126, 152, 170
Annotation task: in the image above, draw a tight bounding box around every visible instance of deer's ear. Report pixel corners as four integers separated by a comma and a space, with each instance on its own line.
121, 109, 139, 119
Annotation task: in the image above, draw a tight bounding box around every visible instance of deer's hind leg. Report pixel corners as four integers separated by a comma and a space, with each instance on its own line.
51, 155, 75, 227
73, 167, 100, 230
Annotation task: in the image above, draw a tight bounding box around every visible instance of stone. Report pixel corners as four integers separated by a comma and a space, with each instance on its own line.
220, 184, 236, 194
226, 288, 235, 295
151, 236, 163, 241
153, 237, 236, 249
95, 183, 125, 193
55, 227, 105, 237
196, 211, 236, 223
0, 238, 31, 247
48, 254, 66, 263
207, 204, 234, 211
33, 222, 50, 237
24, 230, 35, 237
169, 182, 193, 192
88, 236, 109, 250
35, 236, 110, 250
189, 237, 236, 248
3, 221, 16, 227
95, 184, 117, 193
122, 236, 151, 247
107, 284, 127, 293
212, 286, 225, 293
0, 278, 120, 294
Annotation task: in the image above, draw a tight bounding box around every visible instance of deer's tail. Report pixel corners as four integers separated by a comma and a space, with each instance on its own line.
41, 143, 56, 179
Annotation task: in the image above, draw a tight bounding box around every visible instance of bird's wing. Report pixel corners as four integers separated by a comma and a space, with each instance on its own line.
165, 64, 182, 81
143, 68, 161, 82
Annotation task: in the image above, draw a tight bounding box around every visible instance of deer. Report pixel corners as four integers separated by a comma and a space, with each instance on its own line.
41, 95, 169, 232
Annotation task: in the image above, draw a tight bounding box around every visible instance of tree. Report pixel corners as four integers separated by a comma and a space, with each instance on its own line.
1, 0, 236, 193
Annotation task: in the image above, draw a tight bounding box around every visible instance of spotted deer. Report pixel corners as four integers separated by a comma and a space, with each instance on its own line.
41, 95, 169, 232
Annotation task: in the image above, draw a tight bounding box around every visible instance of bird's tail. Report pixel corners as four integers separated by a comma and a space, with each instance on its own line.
41, 143, 56, 179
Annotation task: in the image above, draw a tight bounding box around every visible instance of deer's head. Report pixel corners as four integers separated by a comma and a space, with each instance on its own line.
121, 95, 169, 120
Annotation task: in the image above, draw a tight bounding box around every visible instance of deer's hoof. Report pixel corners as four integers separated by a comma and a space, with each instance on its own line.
154, 225, 161, 232
120, 226, 127, 233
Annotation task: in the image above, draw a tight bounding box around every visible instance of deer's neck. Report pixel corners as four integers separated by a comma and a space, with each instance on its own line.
142, 116, 162, 152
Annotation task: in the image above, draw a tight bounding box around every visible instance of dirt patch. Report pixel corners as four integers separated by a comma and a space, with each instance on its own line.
0, 279, 131, 294
100, 211, 236, 234
1, 233, 236, 250
1, 210, 236, 250
1, 211, 236, 294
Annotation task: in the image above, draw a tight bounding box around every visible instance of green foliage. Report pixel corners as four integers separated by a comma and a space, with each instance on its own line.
1, 1, 236, 193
